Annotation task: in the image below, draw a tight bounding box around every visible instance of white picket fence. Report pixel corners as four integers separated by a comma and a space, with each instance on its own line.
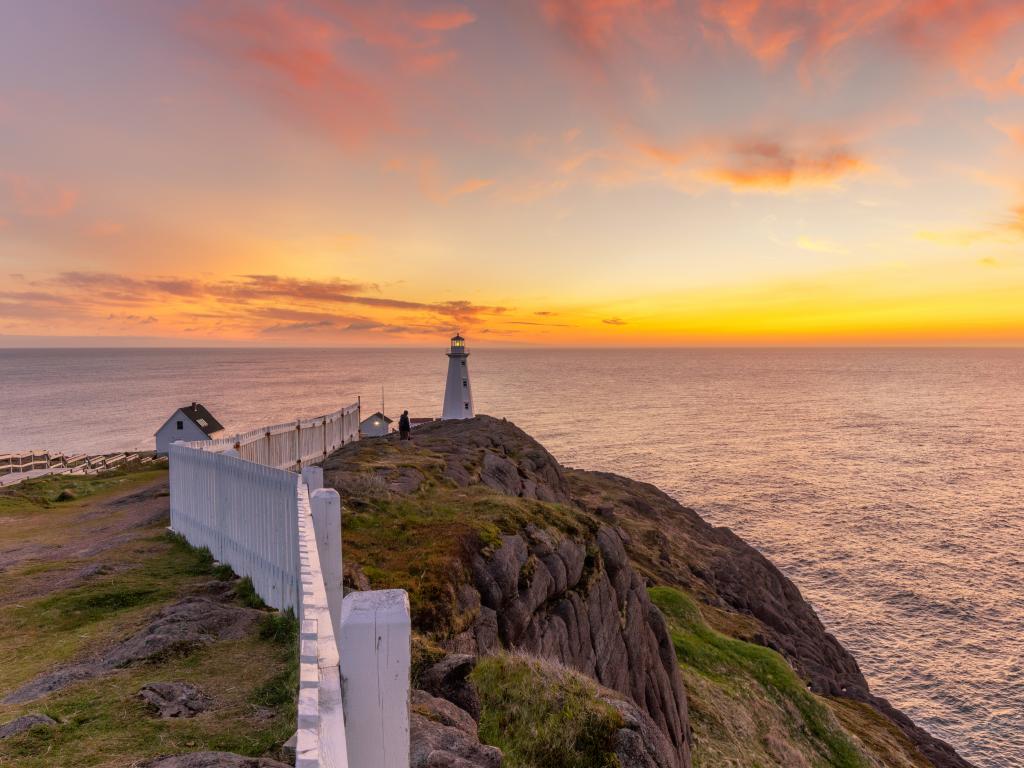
168, 402, 410, 768
189, 403, 361, 470
169, 446, 303, 609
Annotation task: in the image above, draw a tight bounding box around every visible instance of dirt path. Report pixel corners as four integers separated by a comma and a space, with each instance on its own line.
0, 473, 169, 606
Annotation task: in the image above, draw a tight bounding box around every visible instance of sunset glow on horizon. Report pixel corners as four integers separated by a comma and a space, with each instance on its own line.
2, 1, 1024, 346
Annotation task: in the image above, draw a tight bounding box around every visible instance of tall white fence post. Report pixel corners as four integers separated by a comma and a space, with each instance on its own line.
339, 590, 411, 768
310, 487, 342, 645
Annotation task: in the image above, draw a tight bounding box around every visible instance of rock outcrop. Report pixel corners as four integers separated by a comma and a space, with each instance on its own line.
5, 596, 262, 704
0, 713, 56, 740
139, 682, 212, 718
410, 689, 503, 768
450, 525, 691, 768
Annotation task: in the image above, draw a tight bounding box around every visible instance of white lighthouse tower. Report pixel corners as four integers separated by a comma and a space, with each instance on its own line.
442, 333, 474, 420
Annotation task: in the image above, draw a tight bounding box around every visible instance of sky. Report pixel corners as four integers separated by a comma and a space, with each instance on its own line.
1, 0, 1023, 347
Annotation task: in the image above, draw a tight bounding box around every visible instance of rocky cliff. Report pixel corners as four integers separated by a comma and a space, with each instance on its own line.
323, 415, 973, 768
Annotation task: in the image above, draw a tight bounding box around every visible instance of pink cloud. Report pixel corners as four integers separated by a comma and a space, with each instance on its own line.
1, 173, 79, 218
975, 58, 1024, 98
539, 0, 673, 58
413, 8, 476, 31
538, 0, 1024, 87
183, 1, 474, 147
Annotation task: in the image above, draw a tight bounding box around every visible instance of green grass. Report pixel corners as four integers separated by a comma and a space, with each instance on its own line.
32, 584, 169, 633
471, 653, 623, 768
0, 466, 165, 515
0, 473, 297, 767
0, 637, 295, 767
251, 612, 299, 709
649, 586, 869, 768
235, 576, 268, 610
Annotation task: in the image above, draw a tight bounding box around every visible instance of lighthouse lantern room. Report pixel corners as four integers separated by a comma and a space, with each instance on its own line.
442, 333, 474, 420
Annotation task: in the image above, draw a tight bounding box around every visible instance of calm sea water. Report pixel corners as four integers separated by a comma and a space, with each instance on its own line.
1, 347, 1021, 766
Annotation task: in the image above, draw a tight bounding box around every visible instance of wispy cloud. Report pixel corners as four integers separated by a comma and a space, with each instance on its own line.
797, 235, 849, 255
183, 1, 475, 148
0, 271, 509, 341
705, 140, 865, 191
0, 173, 79, 218
918, 205, 1024, 246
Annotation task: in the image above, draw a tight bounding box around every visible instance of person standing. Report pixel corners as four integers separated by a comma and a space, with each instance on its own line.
399, 410, 411, 440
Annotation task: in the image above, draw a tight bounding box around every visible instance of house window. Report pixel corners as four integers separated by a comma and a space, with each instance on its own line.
464, 402, 470, 410
461, 361, 465, 367
176, 420, 183, 430
463, 380, 467, 387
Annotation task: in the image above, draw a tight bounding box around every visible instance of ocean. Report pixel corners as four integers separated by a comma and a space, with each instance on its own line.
1, 347, 1021, 766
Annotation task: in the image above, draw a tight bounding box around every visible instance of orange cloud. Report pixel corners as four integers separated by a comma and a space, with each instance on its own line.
975, 58, 1024, 98
990, 120, 1024, 147
894, 1, 1024, 69
0, 272, 512, 341
704, 140, 865, 190
699, 0, 806, 66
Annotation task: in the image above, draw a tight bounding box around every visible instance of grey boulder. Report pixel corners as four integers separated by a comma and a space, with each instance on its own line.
139, 682, 211, 718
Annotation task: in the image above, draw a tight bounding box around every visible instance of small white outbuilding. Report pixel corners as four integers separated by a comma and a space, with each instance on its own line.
155, 402, 225, 455
360, 411, 393, 438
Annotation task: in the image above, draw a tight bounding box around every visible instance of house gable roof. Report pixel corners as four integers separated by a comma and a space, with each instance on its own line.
177, 403, 224, 436
360, 411, 393, 424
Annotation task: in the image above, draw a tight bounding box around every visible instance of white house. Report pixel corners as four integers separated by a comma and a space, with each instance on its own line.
442, 333, 474, 420
359, 411, 392, 438
155, 402, 224, 454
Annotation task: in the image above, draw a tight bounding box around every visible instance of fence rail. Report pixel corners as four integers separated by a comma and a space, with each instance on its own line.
0, 451, 159, 487
183, 403, 360, 471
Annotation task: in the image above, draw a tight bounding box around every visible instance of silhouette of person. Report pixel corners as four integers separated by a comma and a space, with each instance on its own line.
399, 410, 411, 440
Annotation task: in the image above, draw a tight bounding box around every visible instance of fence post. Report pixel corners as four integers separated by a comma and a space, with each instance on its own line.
301, 466, 324, 492
296, 420, 302, 469
339, 589, 411, 768
310, 487, 342, 644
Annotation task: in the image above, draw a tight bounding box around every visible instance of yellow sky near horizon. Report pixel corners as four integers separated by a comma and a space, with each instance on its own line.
1, 1, 1023, 346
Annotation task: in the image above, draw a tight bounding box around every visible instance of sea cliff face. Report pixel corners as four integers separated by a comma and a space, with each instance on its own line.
323, 415, 973, 768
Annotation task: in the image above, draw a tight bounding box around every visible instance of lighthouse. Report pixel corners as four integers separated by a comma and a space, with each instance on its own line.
442, 333, 474, 420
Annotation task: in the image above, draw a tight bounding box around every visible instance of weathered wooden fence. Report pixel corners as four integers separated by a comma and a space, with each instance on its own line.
0, 451, 159, 487
168, 403, 410, 768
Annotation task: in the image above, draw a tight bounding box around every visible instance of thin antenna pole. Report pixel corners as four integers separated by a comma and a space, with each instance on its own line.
381, 384, 384, 416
